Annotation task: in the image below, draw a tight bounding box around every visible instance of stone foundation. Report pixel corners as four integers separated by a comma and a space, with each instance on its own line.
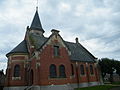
4, 82, 101, 90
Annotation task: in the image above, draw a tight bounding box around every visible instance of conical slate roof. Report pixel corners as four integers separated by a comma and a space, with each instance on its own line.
30, 10, 44, 33
6, 40, 28, 56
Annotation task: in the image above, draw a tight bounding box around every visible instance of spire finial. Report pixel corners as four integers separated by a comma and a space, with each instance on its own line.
36, 6, 38, 11
36, 0, 38, 11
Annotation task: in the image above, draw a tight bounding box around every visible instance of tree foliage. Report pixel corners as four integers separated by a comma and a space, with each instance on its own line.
114, 61, 120, 76
99, 58, 120, 83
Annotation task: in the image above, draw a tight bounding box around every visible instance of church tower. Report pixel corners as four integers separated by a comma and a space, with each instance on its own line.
25, 9, 45, 54
29, 9, 45, 35
5, 8, 45, 88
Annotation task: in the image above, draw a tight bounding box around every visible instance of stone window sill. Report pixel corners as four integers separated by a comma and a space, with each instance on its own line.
12, 77, 21, 80
48, 77, 67, 80
80, 74, 86, 77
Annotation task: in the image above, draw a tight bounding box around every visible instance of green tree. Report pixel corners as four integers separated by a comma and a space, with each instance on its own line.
99, 58, 115, 83
114, 61, 120, 76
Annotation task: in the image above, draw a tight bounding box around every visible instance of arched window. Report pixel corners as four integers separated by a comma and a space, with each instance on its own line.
90, 65, 94, 75
49, 64, 57, 78
71, 64, 74, 76
14, 65, 20, 77
80, 64, 85, 75
59, 65, 66, 78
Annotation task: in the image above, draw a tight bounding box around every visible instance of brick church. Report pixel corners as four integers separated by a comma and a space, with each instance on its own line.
4, 9, 102, 90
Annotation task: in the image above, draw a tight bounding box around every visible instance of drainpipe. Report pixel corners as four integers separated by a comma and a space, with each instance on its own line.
86, 63, 89, 85
8, 67, 10, 90
75, 62, 79, 88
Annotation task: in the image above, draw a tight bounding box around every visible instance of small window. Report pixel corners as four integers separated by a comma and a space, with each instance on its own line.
80, 65, 85, 75
49, 64, 57, 78
59, 65, 66, 78
54, 46, 60, 56
90, 65, 94, 75
14, 65, 20, 77
71, 64, 74, 76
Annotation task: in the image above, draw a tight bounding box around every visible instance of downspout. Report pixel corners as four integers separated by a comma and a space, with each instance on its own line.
75, 62, 79, 88
86, 63, 89, 85
7, 59, 11, 90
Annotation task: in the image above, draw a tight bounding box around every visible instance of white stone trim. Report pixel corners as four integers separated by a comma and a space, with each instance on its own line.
12, 77, 21, 80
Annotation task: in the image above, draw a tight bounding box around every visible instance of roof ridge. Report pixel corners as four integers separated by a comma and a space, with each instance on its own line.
64, 41, 76, 44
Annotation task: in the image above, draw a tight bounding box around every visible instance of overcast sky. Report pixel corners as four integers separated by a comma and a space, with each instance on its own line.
0, 0, 120, 71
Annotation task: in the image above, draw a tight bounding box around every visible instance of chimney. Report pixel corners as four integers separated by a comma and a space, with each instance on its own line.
51, 29, 60, 34
75, 37, 79, 43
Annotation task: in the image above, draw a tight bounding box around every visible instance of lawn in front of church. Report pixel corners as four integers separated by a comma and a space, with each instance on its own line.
75, 85, 116, 90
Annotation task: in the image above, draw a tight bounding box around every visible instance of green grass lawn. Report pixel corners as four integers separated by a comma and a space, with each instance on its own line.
112, 81, 120, 85
75, 85, 115, 90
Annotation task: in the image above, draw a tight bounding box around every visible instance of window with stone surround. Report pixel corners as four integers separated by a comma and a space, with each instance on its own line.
49, 64, 57, 78
14, 64, 20, 77
80, 64, 85, 75
59, 65, 66, 78
54, 46, 60, 57
90, 65, 94, 75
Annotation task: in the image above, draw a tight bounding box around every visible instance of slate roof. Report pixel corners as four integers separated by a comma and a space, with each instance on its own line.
7, 33, 96, 62
30, 10, 45, 33
29, 33, 48, 49
6, 10, 96, 62
65, 41, 96, 62
6, 40, 28, 56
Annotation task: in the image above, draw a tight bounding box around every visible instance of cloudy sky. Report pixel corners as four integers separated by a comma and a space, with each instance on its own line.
0, 0, 120, 71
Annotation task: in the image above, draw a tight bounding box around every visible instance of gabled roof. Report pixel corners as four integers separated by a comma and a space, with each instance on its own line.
6, 40, 28, 56
30, 32, 69, 51
7, 33, 96, 62
6, 33, 96, 62
29, 33, 96, 62
30, 10, 44, 33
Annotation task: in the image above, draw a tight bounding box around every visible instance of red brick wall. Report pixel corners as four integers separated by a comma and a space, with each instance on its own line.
5, 55, 27, 86
5, 46, 100, 86
30, 45, 100, 86
31, 45, 72, 85
67, 62, 100, 84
